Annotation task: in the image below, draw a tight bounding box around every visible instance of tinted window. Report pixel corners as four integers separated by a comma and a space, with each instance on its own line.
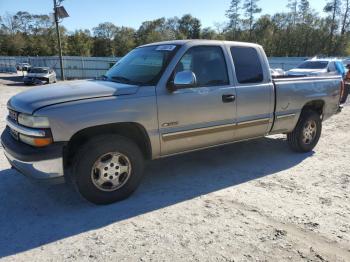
175, 46, 229, 87
297, 61, 329, 69
328, 62, 336, 72
30, 68, 48, 73
230, 47, 264, 84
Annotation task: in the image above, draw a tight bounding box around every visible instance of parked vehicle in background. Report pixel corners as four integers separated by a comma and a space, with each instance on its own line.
343, 58, 350, 66
342, 64, 350, 104
16, 63, 31, 71
287, 58, 345, 77
23, 67, 57, 85
270, 68, 285, 77
2, 40, 344, 205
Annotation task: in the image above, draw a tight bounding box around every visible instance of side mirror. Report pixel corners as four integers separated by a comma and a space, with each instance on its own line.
168, 71, 197, 91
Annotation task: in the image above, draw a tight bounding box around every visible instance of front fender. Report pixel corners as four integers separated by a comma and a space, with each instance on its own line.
35, 94, 161, 158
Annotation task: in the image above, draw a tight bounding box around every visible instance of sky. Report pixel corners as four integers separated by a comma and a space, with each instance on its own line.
0, 0, 326, 32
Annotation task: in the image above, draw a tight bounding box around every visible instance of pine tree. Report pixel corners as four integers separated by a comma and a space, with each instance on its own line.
340, 0, 350, 35
287, 0, 298, 25
243, 0, 262, 40
323, 0, 342, 55
226, 0, 241, 39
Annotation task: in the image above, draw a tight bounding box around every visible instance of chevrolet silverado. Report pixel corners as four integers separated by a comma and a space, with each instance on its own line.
1, 40, 344, 204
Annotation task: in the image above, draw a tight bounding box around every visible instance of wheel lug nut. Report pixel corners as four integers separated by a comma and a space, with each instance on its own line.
110, 163, 114, 167
104, 167, 108, 171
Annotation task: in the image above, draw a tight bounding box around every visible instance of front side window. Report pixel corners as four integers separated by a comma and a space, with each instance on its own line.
106, 45, 179, 86
30, 68, 48, 74
174, 46, 229, 87
230, 47, 264, 84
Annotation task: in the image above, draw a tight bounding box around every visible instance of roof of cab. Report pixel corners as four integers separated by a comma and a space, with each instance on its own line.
30, 66, 50, 70
140, 39, 262, 49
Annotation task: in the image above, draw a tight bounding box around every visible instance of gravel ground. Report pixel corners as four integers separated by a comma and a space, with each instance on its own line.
0, 73, 349, 262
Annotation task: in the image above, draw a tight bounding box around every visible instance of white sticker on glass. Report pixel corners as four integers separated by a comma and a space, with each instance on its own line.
156, 45, 177, 51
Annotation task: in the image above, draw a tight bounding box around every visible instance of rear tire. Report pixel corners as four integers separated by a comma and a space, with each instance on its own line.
287, 110, 322, 153
73, 134, 144, 205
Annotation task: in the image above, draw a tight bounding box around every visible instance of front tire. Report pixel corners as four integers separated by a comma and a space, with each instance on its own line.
287, 110, 322, 153
73, 135, 144, 205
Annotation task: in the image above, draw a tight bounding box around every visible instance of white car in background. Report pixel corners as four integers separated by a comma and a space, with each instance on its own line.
343, 58, 350, 66
23, 67, 57, 85
287, 58, 345, 77
16, 63, 31, 71
270, 68, 285, 78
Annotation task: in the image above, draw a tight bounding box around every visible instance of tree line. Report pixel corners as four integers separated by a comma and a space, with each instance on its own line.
0, 0, 349, 58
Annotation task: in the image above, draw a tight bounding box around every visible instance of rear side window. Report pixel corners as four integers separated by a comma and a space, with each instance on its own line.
175, 46, 229, 87
230, 47, 264, 84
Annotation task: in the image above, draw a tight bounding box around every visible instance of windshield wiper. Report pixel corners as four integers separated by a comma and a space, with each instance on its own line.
111, 76, 143, 86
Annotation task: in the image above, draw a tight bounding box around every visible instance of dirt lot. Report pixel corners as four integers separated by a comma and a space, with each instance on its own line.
0, 73, 349, 261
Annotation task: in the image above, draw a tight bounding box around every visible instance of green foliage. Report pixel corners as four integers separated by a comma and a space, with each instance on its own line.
226, 0, 241, 39
243, 0, 262, 40
178, 14, 201, 39
0, 3, 350, 58
113, 27, 137, 56
67, 30, 93, 56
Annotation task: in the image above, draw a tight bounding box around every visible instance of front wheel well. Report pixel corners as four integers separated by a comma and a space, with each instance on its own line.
63, 123, 152, 170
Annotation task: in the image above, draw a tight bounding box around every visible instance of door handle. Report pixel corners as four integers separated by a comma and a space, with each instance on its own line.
222, 94, 236, 103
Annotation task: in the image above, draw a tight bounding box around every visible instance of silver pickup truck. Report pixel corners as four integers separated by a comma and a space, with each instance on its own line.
2, 40, 344, 204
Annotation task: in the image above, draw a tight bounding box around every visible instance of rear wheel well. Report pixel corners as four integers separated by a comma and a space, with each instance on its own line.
63, 123, 152, 170
301, 100, 325, 117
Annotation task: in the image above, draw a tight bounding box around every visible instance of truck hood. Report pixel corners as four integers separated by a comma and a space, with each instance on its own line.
8, 80, 139, 114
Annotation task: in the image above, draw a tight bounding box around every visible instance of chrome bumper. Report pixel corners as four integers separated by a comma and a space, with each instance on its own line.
4, 150, 64, 182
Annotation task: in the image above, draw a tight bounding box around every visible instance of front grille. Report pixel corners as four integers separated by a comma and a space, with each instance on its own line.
8, 110, 19, 140
8, 109, 18, 122
9, 128, 19, 140
36, 77, 47, 81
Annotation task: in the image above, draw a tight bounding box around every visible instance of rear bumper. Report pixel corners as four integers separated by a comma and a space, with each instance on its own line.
1, 127, 66, 183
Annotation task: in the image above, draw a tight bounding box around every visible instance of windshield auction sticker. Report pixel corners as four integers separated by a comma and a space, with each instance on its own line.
156, 45, 177, 51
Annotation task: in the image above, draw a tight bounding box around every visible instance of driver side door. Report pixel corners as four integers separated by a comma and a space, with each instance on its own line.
156, 45, 237, 156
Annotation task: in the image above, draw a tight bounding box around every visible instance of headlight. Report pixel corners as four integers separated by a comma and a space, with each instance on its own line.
18, 114, 50, 128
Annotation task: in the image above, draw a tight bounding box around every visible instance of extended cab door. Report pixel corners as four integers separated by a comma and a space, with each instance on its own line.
229, 46, 274, 140
157, 45, 237, 156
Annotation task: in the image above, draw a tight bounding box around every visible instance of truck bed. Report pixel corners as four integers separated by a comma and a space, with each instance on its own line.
270, 75, 342, 134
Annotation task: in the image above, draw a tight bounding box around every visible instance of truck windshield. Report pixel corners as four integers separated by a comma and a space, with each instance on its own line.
29, 68, 48, 73
297, 61, 329, 69
105, 45, 179, 86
